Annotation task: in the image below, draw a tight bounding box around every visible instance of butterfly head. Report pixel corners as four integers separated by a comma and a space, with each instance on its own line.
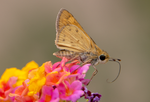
98, 50, 110, 64
98, 50, 121, 64
97, 50, 121, 83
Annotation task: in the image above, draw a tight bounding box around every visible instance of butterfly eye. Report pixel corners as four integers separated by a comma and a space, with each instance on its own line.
99, 55, 106, 61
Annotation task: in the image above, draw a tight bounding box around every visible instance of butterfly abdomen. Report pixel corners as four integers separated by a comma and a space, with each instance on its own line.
53, 50, 77, 60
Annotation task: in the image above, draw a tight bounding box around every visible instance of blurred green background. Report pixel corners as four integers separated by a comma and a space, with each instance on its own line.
0, 0, 150, 102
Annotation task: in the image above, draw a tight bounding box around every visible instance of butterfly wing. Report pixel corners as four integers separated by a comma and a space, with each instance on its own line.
56, 9, 86, 34
56, 25, 92, 52
55, 8, 102, 55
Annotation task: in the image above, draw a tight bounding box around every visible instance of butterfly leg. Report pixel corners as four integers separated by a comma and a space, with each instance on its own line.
71, 59, 90, 74
68, 55, 80, 62
86, 65, 98, 85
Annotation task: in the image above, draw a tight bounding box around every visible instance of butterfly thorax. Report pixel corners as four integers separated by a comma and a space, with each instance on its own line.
79, 52, 98, 65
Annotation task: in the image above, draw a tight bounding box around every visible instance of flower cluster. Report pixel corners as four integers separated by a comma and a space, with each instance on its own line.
0, 57, 101, 102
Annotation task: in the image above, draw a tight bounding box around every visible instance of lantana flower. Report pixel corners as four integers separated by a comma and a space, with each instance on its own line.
0, 57, 102, 102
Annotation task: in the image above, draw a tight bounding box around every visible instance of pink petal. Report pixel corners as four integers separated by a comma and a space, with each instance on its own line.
70, 90, 84, 102
70, 81, 82, 90
70, 65, 80, 73
78, 64, 90, 74
79, 79, 90, 85
51, 88, 59, 101
60, 57, 68, 67
57, 83, 66, 94
52, 62, 61, 69
39, 85, 59, 102
8, 77, 18, 87
44, 61, 52, 73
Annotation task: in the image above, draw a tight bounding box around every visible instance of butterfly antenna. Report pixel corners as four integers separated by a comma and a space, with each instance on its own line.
107, 58, 121, 83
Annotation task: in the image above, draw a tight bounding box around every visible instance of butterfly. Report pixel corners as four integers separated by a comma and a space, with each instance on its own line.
53, 8, 121, 85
